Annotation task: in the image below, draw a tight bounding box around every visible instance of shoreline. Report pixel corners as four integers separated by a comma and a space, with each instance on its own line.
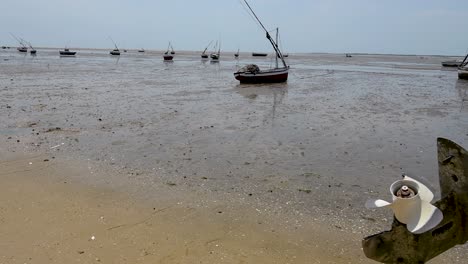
0, 151, 371, 263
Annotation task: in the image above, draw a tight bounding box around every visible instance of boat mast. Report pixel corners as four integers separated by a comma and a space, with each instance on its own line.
275, 28, 279, 69
460, 53, 468, 67
109, 37, 118, 50
242, 0, 287, 68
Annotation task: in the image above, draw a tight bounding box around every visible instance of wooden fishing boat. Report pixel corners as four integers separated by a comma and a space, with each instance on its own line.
252, 52, 268, 57
442, 59, 462, 67
234, 0, 289, 83
163, 42, 174, 61
10, 34, 30, 53
458, 53, 468, 80
59, 48, 76, 56
210, 41, 220, 62
110, 48, 120, 55
201, 41, 212, 59
109, 37, 120, 55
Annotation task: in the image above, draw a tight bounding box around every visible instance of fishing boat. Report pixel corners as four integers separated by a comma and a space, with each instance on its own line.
235, 49, 239, 58
210, 41, 220, 62
109, 37, 120, 55
10, 34, 28, 53
59, 48, 76, 56
346, 54, 352, 58
163, 42, 174, 61
458, 53, 468, 80
201, 40, 212, 59
110, 49, 120, 55
252, 52, 268, 57
234, 0, 289, 83
138, 48, 145, 53
442, 59, 462, 67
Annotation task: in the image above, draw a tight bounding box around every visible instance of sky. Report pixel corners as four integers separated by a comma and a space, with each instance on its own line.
1, 0, 468, 55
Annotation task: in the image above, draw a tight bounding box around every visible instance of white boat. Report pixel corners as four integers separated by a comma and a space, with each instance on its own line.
210, 40, 220, 62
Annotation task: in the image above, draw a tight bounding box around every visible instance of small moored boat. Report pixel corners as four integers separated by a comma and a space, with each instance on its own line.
252, 52, 268, 57
163, 42, 174, 61
201, 40, 212, 59
59, 48, 76, 56
457, 53, 468, 80
442, 59, 462, 67
210, 41, 220, 62
234, 1, 289, 84
109, 37, 120, 55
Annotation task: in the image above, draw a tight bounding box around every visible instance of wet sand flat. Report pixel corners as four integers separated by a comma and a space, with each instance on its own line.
1, 49, 467, 262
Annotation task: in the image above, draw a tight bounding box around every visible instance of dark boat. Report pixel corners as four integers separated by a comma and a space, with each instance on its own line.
109, 37, 121, 55
163, 42, 175, 61
201, 40, 212, 59
163, 54, 174, 61
458, 53, 468, 80
442, 59, 462, 67
252, 52, 268, 57
59, 48, 76, 56
138, 48, 145, 53
30, 49, 37, 55
346, 53, 352, 58
110, 48, 120, 55
17, 46, 27, 52
234, 1, 289, 84
1, 46, 6, 49
234, 48, 239, 58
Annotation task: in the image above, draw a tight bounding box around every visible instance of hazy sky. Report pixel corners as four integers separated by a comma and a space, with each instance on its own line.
2, 0, 468, 55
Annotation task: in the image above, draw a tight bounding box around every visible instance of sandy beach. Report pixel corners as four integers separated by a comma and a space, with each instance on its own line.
1, 49, 467, 263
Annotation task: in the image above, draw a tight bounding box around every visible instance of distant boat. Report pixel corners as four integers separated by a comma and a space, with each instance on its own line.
458, 53, 468, 80
2, 46, 6, 49
163, 41, 174, 61
29, 49, 37, 55
210, 40, 220, 62
234, 0, 289, 83
109, 37, 120, 55
10, 33, 28, 53
138, 48, 145, 53
252, 52, 268, 57
346, 54, 352, 58
442, 59, 462, 67
283, 54, 289, 57
201, 40, 212, 59
110, 48, 120, 55
235, 48, 239, 58
59, 48, 76, 56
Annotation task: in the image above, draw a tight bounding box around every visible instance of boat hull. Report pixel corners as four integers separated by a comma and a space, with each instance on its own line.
442, 60, 462, 67
234, 68, 288, 83
163, 55, 174, 61
17, 47, 27, 52
110, 51, 120, 55
252, 52, 267, 57
458, 68, 468, 80
59, 51, 76, 56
